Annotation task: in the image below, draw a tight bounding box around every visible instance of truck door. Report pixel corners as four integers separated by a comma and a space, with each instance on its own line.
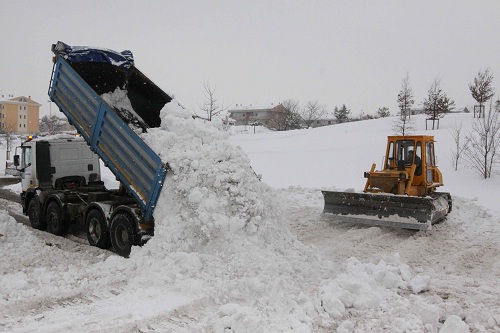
17, 145, 37, 191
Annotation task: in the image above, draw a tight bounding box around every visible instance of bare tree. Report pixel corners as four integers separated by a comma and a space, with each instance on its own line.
198, 80, 229, 121
0, 120, 17, 159
397, 73, 414, 119
300, 100, 326, 128
464, 103, 500, 178
423, 79, 454, 130
392, 116, 415, 136
449, 120, 470, 171
267, 100, 302, 131
469, 69, 494, 118
267, 104, 288, 131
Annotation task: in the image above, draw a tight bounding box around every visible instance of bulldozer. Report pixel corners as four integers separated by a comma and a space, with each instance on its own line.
322, 135, 452, 231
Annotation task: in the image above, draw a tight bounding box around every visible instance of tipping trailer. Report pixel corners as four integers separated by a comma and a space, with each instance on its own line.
15, 42, 172, 257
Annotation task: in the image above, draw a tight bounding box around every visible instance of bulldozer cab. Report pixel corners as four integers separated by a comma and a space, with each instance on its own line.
387, 138, 423, 175
378, 135, 443, 196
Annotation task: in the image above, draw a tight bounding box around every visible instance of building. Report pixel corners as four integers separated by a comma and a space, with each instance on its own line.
0, 95, 40, 134
306, 114, 337, 128
228, 103, 288, 130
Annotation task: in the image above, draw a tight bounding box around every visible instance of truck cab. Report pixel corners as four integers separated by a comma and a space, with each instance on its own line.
15, 135, 101, 193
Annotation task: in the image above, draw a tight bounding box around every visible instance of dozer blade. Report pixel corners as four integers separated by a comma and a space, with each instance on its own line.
322, 191, 451, 231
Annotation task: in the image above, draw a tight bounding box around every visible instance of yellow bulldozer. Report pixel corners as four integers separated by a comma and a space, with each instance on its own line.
322, 135, 452, 231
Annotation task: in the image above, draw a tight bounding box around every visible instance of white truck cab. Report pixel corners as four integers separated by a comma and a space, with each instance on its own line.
15, 135, 101, 192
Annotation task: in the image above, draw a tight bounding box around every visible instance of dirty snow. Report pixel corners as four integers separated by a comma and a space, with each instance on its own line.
0, 106, 499, 332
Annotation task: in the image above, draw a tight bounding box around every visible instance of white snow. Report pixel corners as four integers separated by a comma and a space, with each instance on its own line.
0, 108, 499, 332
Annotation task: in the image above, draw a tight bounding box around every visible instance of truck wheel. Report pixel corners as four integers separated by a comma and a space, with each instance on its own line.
28, 197, 46, 230
110, 213, 136, 258
86, 209, 111, 249
46, 201, 68, 236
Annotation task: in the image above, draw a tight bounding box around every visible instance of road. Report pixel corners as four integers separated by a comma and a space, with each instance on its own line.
0, 176, 105, 254
0, 177, 29, 225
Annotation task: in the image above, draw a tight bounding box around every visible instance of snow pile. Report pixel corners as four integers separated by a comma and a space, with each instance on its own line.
143, 100, 285, 253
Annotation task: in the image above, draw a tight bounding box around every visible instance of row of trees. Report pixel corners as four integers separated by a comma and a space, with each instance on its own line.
395, 69, 499, 179
397, 69, 496, 124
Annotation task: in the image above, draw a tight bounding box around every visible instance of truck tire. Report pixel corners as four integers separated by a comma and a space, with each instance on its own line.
86, 209, 111, 249
28, 197, 46, 230
46, 201, 68, 236
110, 213, 136, 258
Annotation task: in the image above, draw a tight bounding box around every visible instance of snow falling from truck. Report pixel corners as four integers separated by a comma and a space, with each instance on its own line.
101, 88, 148, 133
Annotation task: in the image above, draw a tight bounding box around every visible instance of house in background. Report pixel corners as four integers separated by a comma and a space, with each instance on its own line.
307, 115, 337, 128
228, 103, 338, 130
227, 103, 287, 130
0, 95, 40, 134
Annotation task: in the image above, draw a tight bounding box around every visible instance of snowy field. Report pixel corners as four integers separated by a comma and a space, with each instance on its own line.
0, 107, 498, 332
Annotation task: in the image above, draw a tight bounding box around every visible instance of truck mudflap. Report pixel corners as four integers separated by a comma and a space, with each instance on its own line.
51, 41, 172, 131
322, 191, 451, 231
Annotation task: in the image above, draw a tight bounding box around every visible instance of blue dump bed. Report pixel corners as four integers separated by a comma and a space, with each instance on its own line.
48, 42, 171, 222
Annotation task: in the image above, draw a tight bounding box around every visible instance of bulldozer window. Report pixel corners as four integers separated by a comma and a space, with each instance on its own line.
426, 142, 435, 166
426, 142, 435, 182
386, 142, 395, 168
395, 140, 415, 165
415, 142, 422, 175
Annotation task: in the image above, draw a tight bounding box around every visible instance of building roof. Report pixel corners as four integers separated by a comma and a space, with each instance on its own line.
228, 103, 281, 113
1, 95, 41, 106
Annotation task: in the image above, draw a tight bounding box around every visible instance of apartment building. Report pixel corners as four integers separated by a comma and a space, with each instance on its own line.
0, 95, 40, 134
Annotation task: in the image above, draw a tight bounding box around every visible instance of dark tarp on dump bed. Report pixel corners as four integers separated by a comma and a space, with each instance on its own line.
51, 41, 171, 130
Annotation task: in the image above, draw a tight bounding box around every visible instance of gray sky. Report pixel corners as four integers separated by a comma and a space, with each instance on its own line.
1, 0, 500, 118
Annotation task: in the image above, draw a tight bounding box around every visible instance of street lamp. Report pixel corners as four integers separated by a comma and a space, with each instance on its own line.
47, 100, 52, 117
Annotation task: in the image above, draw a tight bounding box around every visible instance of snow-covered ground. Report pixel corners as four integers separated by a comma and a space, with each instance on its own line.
0, 108, 498, 332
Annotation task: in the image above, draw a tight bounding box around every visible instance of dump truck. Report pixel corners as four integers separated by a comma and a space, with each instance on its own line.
322, 135, 452, 231
14, 41, 172, 257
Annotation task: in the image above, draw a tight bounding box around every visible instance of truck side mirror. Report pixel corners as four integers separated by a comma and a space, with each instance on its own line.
14, 155, 20, 167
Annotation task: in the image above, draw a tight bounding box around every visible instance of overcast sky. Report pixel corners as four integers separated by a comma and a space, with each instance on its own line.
1, 0, 500, 118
